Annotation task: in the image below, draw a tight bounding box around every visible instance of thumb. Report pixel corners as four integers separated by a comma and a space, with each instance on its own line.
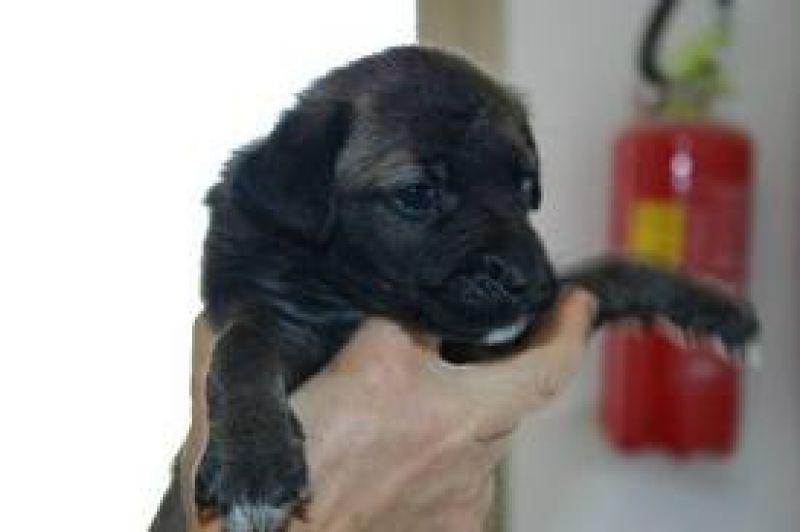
180, 315, 219, 530
446, 288, 597, 439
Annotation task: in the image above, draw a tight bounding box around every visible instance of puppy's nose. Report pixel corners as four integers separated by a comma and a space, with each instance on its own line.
482, 255, 528, 296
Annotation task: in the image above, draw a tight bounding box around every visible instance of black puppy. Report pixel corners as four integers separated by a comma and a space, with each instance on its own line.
151, 46, 757, 532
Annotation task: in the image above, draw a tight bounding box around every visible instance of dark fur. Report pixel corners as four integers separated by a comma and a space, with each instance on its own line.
150, 46, 757, 532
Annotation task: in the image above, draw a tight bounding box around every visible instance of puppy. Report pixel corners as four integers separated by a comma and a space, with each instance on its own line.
151, 46, 757, 532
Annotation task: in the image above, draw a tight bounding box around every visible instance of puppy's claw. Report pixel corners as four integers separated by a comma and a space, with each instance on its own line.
710, 336, 729, 360
655, 319, 689, 349
618, 318, 645, 337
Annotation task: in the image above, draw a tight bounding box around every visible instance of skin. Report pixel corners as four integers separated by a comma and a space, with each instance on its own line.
180, 288, 596, 532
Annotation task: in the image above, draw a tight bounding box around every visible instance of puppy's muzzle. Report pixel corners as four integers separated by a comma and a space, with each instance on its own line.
458, 254, 558, 315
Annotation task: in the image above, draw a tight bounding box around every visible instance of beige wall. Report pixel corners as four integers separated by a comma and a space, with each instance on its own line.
417, 0, 505, 76
415, 2, 800, 530
503, 1, 800, 531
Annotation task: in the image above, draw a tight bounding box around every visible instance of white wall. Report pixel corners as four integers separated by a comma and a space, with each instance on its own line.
504, 1, 800, 531
0, 2, 414, 530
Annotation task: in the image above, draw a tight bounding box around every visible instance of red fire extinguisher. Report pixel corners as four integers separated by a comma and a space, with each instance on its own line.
603, 0, 753, 455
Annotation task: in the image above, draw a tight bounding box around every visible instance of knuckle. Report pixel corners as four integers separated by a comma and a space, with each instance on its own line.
535, 367, 568, 398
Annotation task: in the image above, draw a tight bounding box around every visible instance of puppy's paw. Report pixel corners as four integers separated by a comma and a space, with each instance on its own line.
562, 257, 759, 366
226, 424, 308, 531
563, 258, 760, 360
196, 438, 225, 511
196, 416, 308, 532
665, 281, 759, 357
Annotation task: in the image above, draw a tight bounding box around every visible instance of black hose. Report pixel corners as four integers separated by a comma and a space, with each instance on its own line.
639, 0, 679, 88
639, 0, 734, 88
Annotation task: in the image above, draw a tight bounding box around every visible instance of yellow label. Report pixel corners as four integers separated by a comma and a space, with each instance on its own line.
628, 199, 685, 267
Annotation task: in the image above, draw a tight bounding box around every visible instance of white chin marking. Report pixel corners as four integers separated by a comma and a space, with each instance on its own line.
479, 317, 530, 346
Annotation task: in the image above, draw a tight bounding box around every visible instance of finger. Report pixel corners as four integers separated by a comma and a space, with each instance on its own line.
186, 511, 221, 532
191, 314, 214, 396
527, 287, 597, 353
181, 314, 216, 529
517, 287, 596, 382
447, 288, 597, 437
447, 480, 496, 532
476, 480, 497, 529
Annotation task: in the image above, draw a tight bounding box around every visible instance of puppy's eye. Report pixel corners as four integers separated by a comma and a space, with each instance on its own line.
519, 173, 540, 210
392, 181, 440, 218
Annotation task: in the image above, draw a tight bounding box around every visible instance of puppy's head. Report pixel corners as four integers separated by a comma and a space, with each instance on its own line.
227, 46, 557, 345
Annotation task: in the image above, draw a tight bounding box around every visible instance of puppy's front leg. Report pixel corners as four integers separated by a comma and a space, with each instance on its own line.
196, 318, 306, 532
562, 257, 759, 352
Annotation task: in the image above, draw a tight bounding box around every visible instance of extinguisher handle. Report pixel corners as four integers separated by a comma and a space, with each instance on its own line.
640, 0, 734, 88
560, 256, 758, 354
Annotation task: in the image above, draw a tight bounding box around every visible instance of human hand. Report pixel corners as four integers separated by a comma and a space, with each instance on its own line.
180, 288, 596, 532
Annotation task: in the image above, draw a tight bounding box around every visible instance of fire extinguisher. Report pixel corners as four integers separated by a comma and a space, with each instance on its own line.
603, 0, 753, 455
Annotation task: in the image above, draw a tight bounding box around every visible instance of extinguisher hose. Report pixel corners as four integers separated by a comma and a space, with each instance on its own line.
639, 0, 734, 88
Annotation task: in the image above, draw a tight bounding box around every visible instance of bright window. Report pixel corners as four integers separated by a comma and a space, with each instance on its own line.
0, 1, 414, 529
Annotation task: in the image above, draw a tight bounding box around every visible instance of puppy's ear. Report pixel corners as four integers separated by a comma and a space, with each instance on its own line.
226, 99, 352, 240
